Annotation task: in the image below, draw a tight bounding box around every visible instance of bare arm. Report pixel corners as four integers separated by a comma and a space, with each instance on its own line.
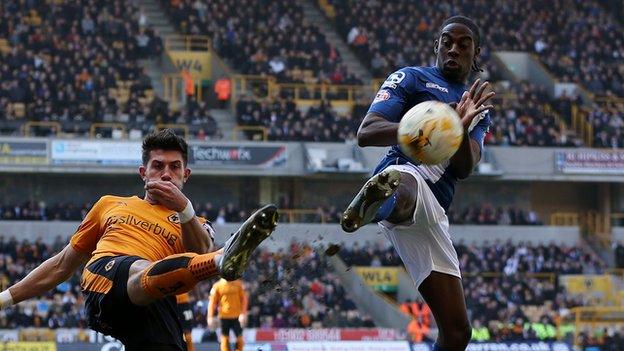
181, 218, 213, 254
7, 244, 89, 304
448, 134, 482, 179
357, 113, 400, 147
448, 79, 495, 179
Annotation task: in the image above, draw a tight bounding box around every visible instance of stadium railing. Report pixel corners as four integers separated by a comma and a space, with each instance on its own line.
569, 306, 624, 345
571, 105, 594, 146
232, 126, 268, 141
462, 272, 557, 284
231, 75, 373, 113
279, 209, 328, 223
550, 213, 580, 226
572, 96, 624, 147
90, 123, 127, 139
164, 35, 210, 52
22, 121, 61, 137
551, 211, 611, 245
162, 73, 206, 111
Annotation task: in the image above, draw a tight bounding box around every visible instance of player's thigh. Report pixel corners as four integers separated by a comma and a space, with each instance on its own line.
220, 318, 236, 336
232, 319, 243, 336
418, 272, 470, 338
126, 259, 153, 305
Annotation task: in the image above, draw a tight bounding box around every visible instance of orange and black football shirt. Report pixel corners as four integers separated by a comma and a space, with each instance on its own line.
208, 279, 248, 319
71, 195, 212, 292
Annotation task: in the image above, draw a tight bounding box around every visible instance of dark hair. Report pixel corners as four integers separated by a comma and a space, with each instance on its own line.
141, 129, 188, 166
439, 15, 482, 72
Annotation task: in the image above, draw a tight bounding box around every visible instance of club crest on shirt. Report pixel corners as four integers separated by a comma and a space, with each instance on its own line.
168, 213, 180, 224
105, 259, 115, 271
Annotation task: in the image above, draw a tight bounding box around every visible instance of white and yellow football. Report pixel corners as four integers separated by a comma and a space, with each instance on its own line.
397, 101, 464, 165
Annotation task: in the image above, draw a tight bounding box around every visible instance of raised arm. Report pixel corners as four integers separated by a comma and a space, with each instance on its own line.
0, 244, 90, 307
357, 113, 400, 147
358, 69, 415, 147
449, 79, 495, 179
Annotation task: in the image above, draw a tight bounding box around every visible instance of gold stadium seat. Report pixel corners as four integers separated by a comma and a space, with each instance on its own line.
144, 89, 155, 101
0, 39, 10, 54
118, 80, 133, 89
113, 41, 124, 50
11, 103, 26, 118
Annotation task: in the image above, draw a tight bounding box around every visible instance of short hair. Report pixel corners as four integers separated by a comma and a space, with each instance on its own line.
439, 15, 482, 72
141, 129, 188, 166
439, 15, 481, 47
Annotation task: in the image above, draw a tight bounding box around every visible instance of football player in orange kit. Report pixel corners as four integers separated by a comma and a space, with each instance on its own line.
208, 278, 248, 351
0, 130, 278, 351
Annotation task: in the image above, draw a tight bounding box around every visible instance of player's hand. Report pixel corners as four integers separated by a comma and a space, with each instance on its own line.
207, 317, 215, 330
145, 180, 189, 212
455, 78, 495, 131
238, 314, 247, 327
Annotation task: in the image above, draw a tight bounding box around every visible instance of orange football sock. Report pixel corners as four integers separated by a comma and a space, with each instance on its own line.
141, 252, 220, 299
184, 331, 195, 351
220, 336, 230, 351
235, 335, 244, 351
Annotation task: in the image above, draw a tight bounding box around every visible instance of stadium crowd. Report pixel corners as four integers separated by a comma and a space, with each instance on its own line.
0, 0, 619, 148
2, 200, 547, 226
0, 0, 170, 137
342, 239, 604, 343
0, 237, 371, 329
325, 0, 624, 97
162, 0, 361, 85
484, 82, 582, 147
587, 102, 624, 148
447, 203, 543, 225
235, 96, 361, 142
0, 234, 610, 346
340, 239, 605, 275
578, 328, 624, 350
190, 243, 373, 329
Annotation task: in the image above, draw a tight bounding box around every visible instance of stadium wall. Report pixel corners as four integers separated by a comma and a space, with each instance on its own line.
0, 222, 581, 247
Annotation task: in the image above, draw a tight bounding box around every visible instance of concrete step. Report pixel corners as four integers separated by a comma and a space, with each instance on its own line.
135, 0, 180, 99
209, 109, 237, 140
298, 0, 372, 82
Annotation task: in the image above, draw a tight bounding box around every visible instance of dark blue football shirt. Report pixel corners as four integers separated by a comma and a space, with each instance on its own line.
367, 66, 491, 211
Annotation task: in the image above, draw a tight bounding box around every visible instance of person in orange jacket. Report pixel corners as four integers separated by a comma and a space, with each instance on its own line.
411, 299, 432, 326
214, 77, 231, 108
208, 278, 248, 351
407, 317, 431, 343
182, 69, 194, 98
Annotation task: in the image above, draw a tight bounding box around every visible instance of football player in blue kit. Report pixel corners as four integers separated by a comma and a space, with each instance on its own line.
341, 16, 495, 351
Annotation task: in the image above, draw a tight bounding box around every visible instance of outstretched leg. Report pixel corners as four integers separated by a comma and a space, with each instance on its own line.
127, 205, 278, 305
418, 272, 471, 351
341, 169, 417, 232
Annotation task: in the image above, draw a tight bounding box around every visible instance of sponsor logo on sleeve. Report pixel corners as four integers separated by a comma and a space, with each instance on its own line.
372, 90, 391, 104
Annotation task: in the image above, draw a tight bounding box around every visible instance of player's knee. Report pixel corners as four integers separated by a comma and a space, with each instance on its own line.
445, 324, 472, 349
390, 174, 417, 218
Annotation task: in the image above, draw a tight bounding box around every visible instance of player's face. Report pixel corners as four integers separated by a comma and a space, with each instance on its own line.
435, 23, 479, 83
139, 149, 190, 190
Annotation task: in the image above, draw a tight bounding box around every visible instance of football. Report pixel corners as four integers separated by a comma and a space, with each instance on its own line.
397, 101, 464, 165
